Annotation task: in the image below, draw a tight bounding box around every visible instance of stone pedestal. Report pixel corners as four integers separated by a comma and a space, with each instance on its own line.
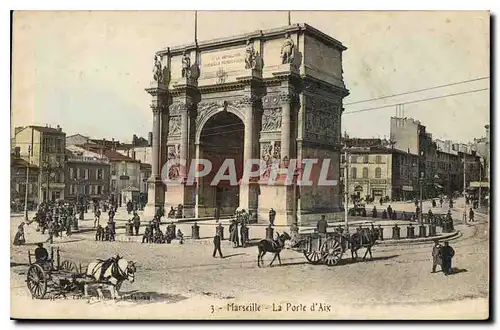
258, 183, 295, 226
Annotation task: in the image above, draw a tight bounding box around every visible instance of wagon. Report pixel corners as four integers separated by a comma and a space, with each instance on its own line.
26, 247, 84, 299
290, 222, 378, 266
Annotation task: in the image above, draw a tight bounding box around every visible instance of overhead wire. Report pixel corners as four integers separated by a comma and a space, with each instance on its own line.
344, 76, 489, 105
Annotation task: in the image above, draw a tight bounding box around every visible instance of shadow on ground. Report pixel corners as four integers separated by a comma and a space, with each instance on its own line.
447, 268, 468, 275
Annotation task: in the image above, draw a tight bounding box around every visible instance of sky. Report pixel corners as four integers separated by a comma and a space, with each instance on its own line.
11, 11, 490, 143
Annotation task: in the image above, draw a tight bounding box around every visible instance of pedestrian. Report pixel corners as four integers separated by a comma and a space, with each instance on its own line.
229, 220, 239, 248
133, 212, 141, 236
213, 233, 223, 258
316, 215, 328, 234
213, 207, 220, 222
387, 205, 393, 219
269, 208, 276, 226
13, 222, 26, 246
441, 241, 455, 275
94, 208, 101, 228
469, 208, 475, 222
431, 239, 442, 273
440, 197, 443, 208
379, 197, 383, 206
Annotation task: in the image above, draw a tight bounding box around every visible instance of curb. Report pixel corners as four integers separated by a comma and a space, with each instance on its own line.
377, 230, 461, 246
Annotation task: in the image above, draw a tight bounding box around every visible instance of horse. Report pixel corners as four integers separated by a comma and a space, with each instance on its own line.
348, 225, 379, 261
257, 232, 291, 268
84, 255, 137, 299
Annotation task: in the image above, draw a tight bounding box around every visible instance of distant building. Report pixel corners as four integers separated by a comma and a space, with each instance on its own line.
390, 117, 421, 155
65, 146, 111, 203
66, 134, 91, 146
140, 163, 152, 195
116, 134, 153, 166
79, 142, 141, 206
341, 139, 419, 201
11, 149, 39, 209
13, 125, 66, 202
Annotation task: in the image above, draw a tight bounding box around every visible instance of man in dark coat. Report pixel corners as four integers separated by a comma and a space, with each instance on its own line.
133, 212, 141, 236
213, 233, 223, 258
469, 208, 475, 222
431, 240, 442, 273
387, 205, 393, 219
35, 243, 49, 263
316, 215, 328, 234
441, 241, 455, 275
269, 208, 276, 226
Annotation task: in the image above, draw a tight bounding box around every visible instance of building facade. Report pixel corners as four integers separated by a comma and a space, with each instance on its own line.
80, 143, 141, 206
342, 140, 419, 202
145, 24, 349, 225
13, 125, 67, 202
11, 150, 39, 209
64, 146, 111, 203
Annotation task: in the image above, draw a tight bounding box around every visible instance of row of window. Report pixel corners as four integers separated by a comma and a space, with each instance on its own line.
14, 183, 36, 194
69, 168, 104, 180
110, 163, 138, 176
42, 136, 64, 153
350, 167, 383, 179
350, 155, 384, 164
68, 184, 105, 195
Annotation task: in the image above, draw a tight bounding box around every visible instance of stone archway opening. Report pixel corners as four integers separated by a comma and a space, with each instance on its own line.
199, 111, 244, 216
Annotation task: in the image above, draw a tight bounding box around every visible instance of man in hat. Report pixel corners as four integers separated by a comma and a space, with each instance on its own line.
431, 239, 442, 273
269, 208, 276, 226
132, 212, 141, 236
316, 215, 328, 234
441, 241, 455, 275
213, 232, 223, 258
35, 243, 49, 263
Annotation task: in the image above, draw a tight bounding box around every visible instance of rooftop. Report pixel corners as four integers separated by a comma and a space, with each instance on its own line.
79, 144, 139, 163
15, 125, 65, 135
157, 23, 347, 56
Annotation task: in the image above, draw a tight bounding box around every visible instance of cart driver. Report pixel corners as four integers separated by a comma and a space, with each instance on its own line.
35, 243, 49, 263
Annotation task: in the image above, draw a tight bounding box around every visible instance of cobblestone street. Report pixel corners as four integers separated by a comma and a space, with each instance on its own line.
10, 199, 489, 319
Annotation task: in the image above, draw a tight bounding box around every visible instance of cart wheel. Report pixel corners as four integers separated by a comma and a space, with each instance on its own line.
60, 260, 79, 274
320, 238, 343, 266
26, 264, 47, 299
303, 250, 323, 265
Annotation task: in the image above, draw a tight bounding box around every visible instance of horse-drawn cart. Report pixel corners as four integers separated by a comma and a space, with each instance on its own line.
291, 222, 379, 266
26, 247, 83, 299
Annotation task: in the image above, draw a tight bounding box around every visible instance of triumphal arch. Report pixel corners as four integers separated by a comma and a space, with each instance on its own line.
144, 24, 349, 226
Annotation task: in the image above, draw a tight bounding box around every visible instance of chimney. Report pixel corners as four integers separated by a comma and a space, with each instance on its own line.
148, 132, 153, 147
133, 134, 137, 144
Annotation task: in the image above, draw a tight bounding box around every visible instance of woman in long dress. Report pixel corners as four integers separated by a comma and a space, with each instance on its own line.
13, 222, 26, 245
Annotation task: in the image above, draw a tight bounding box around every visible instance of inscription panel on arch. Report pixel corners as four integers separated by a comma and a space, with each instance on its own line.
200, 47, 246, 76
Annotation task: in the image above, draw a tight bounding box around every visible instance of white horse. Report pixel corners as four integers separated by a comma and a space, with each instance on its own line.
84, 256, 137, 299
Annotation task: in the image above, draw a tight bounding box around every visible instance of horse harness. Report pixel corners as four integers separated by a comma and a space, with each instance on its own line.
90, 258, 129, 283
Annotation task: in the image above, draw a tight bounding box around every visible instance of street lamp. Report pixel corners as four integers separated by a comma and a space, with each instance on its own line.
23, 145, 32, 221
419, 171, 424, 224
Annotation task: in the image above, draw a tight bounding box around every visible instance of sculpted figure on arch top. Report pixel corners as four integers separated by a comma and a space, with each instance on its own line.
153, 55, 163, 83
280, 33, 295, 65
181, 51, 191, 78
